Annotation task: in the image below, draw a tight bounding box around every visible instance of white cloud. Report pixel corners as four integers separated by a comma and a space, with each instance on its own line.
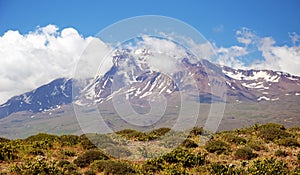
253, 38, 300, 75
1, 24, 299, 104
0, 24, 110, 104
236, 27, 256, 46
213, 25, 224, 33
289, 32, 300, 45
216, 46, 248, 69
214, 28, 300, 76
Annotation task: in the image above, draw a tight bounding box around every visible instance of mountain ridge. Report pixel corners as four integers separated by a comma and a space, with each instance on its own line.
0, 48, 300, 119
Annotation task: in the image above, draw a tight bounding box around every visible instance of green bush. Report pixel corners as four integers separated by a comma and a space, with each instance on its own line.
59, 135, 80, 146
247, 141, 264, 151
91, 160, 136, 175
74, 149, 110, 167
277, 137, 299, 147
210, 162, 245, 175
116, 129, 147, 141
0, 143, 17, 161
234, 146, 258, 160
31, 140, 53, 149
84, 169, 96, 175
148, 128, 171, 139
29, 148, 44, 156
258, 127, 292, 142
275, 149, 288, 157
224, 134, 247, 145
161, 148, 206, 168
89, 134, 116, 148
160, 136, 185, 148
143, 157, 164, 173
258, 123, 285, 130
63, 150, 76, 157
57, 160, 71, 168
80, 135, 97, 150
189, 126, 204, 137
247, 158, 289, 174
105, 145, 131, 158
25, 133, 59, 142
0, 137, 10, 143
180, 139, 198, 148
10, 158, 61, 175
205, 140, 230, 155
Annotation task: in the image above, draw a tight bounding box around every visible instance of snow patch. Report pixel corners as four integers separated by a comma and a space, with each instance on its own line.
23, 94, 32, 104
271, 97, 279, 101
166, 89, 173, 94
287, 77, 298, 81
223, 70, 280, 82
139, 91, 152, 98
257, 96, 270, 101
242, 82, 265, 89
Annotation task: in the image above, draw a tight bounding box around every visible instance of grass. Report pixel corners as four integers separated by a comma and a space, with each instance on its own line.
0, 123, 300, 174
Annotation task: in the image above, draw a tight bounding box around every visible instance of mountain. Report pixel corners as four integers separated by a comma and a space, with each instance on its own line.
0, 48, 300, 119
0, 78, 72, 119
77, 48, 300, 105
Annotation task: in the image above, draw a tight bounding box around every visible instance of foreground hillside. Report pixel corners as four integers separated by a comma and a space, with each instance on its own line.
1, 123, 300, 174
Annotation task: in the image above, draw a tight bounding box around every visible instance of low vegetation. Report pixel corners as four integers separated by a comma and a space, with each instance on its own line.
0, 123, 300, 174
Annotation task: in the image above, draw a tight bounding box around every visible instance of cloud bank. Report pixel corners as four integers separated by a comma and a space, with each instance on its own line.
0, 24, 299, 104
214, 27, 300, 76
0, 25, 109, 104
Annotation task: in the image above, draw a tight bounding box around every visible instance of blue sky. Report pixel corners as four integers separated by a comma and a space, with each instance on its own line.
1, 0, 299, 46
0, 0, 300, 103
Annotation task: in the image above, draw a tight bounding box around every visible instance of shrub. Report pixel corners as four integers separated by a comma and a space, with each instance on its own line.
148, 128, 171, 139
73, 149, 110, 167
59, 135, 80, 146
247, 158, 289, 174
210, 163, 245, 175
224, 134, 247, 145
161, 148, 206, 168
29, 148, 44, 156
91, 160, 136, 175
63, 150, 76, 157
258, 123, 286, 130
31, 140, 54, 149
116, 129, 147, 141
189, 126, 204, 137
57, 160, 71, 168
105, 146, 131, 158
160, 136, 185, 148
275, 149, 288, 157
57, 160, 79, 174
205, 140, 230, 155
10, 158, 61, 175
234, 146, 258, 160
247, 141, 264, 151
277, 137, 299, 147
89, 134, 116, 148
80, 135, 97, 150
143, 157, 164, 173
84, 169, 96, 175
25, 133, 59, 142
0, 137, 10, 143
80, 133, 116, 149
0, 143, 17, 161
180, 139, 198, 148
258, 127, 292, 142
163, 163, 188, 175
